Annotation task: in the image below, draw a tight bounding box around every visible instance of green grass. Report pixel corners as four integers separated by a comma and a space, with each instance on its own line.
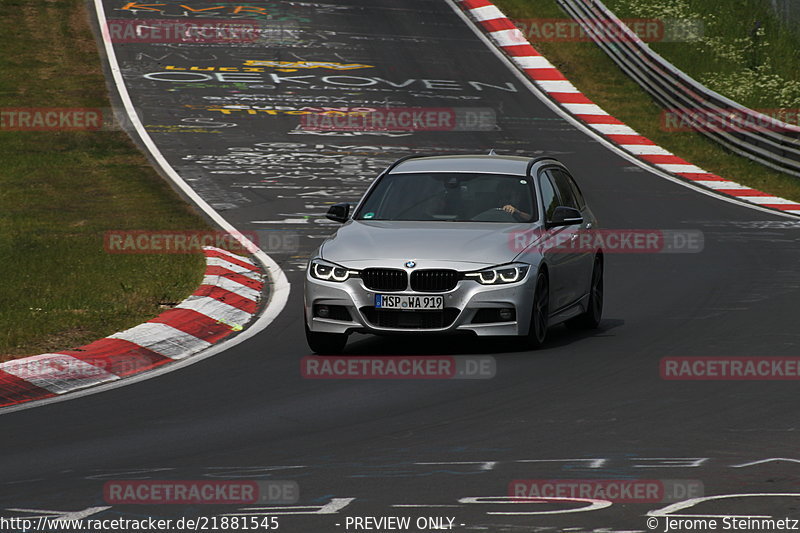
0, 0, 210, 359
495, 0, 800, 203
608, 0, 800, 109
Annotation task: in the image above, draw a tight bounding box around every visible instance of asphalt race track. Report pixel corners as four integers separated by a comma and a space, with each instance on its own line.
2, 1, 800, 531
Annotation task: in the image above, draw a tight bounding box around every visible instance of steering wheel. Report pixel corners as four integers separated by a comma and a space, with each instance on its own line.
472, 207, 518, 222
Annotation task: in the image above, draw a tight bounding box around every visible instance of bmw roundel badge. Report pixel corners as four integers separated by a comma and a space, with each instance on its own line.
405, 260, 416, 268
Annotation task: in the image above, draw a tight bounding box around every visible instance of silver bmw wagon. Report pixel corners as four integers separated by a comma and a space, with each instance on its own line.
304, 153, 603, 353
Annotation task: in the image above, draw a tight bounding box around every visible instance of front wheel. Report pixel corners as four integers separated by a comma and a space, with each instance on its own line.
305, 322, 348, 354
566, 255, 603, 330
527, 271, 550, 348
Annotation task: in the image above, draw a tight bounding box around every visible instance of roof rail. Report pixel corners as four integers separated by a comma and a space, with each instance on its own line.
381, 153, 558, 177
381, 153, 439, 175
525, 156, 556, 176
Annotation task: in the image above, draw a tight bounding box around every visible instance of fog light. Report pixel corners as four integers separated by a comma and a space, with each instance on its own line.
317, 305, 330, 318
499, 308, 513, 321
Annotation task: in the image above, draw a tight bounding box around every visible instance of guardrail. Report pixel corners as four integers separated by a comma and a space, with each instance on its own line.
556, 0, 800, 178
770, 0, 800, 28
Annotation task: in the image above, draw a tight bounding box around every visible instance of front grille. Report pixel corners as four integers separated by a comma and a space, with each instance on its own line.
410, 269, 460, 292
361, 268, 407, 291
361, 307, 460, 329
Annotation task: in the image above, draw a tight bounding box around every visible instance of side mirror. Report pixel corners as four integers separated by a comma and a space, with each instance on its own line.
326, 203, 351, 223
547, 206, 583, 228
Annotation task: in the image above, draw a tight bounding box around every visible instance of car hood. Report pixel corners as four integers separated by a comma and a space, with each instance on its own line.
320, 220, 535, 269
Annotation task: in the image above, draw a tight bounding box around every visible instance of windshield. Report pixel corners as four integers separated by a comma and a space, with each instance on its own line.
354, 172, 538, 222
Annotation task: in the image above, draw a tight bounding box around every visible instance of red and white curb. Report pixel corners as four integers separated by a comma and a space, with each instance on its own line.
458, 0, 800, 216
0, 246, 263, 408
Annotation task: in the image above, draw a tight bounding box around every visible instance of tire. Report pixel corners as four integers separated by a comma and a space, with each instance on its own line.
305, 322, 348, 354
566, 255, 603, 330
527, 271, 550, 348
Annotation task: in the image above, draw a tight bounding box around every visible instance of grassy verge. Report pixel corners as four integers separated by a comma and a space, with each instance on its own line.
608, 0, 800, 110
494, 0, 800, 203
0, 0, 210, 360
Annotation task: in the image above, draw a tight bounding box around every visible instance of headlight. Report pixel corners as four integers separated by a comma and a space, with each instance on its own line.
309, 259, 357, 282
465, 264, 530, 285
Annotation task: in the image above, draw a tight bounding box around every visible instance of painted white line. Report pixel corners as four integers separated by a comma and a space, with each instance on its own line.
0, 0, 291, 415
695, 181, 753, 190
110, 323, 212, 360
391, 505, 463, 508
416, 460, 498, 470
250, 219, 309, 224
742, 196, 797, 205
731, 458, 800, 468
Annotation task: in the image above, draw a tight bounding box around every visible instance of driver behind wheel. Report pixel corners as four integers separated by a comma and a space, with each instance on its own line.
497, 180, 532, 221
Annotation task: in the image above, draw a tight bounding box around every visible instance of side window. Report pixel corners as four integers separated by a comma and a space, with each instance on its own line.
566, 173, 586, 209
547, 169, 580, 210
538, 171, 560, 221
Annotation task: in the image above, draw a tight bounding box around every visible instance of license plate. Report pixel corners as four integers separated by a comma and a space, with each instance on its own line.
375, 294, 444, 310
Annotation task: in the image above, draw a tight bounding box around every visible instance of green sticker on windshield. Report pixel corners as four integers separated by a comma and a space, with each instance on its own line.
363, 212, 375, 219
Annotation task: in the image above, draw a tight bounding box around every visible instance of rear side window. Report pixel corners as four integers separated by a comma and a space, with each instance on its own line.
547, 168, 585, 210
546, 168, 579, 210
565, 172, 586, 209
538, 171, 560, 221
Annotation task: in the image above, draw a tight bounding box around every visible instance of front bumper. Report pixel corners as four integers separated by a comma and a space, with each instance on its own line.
304, 266, 536, 336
